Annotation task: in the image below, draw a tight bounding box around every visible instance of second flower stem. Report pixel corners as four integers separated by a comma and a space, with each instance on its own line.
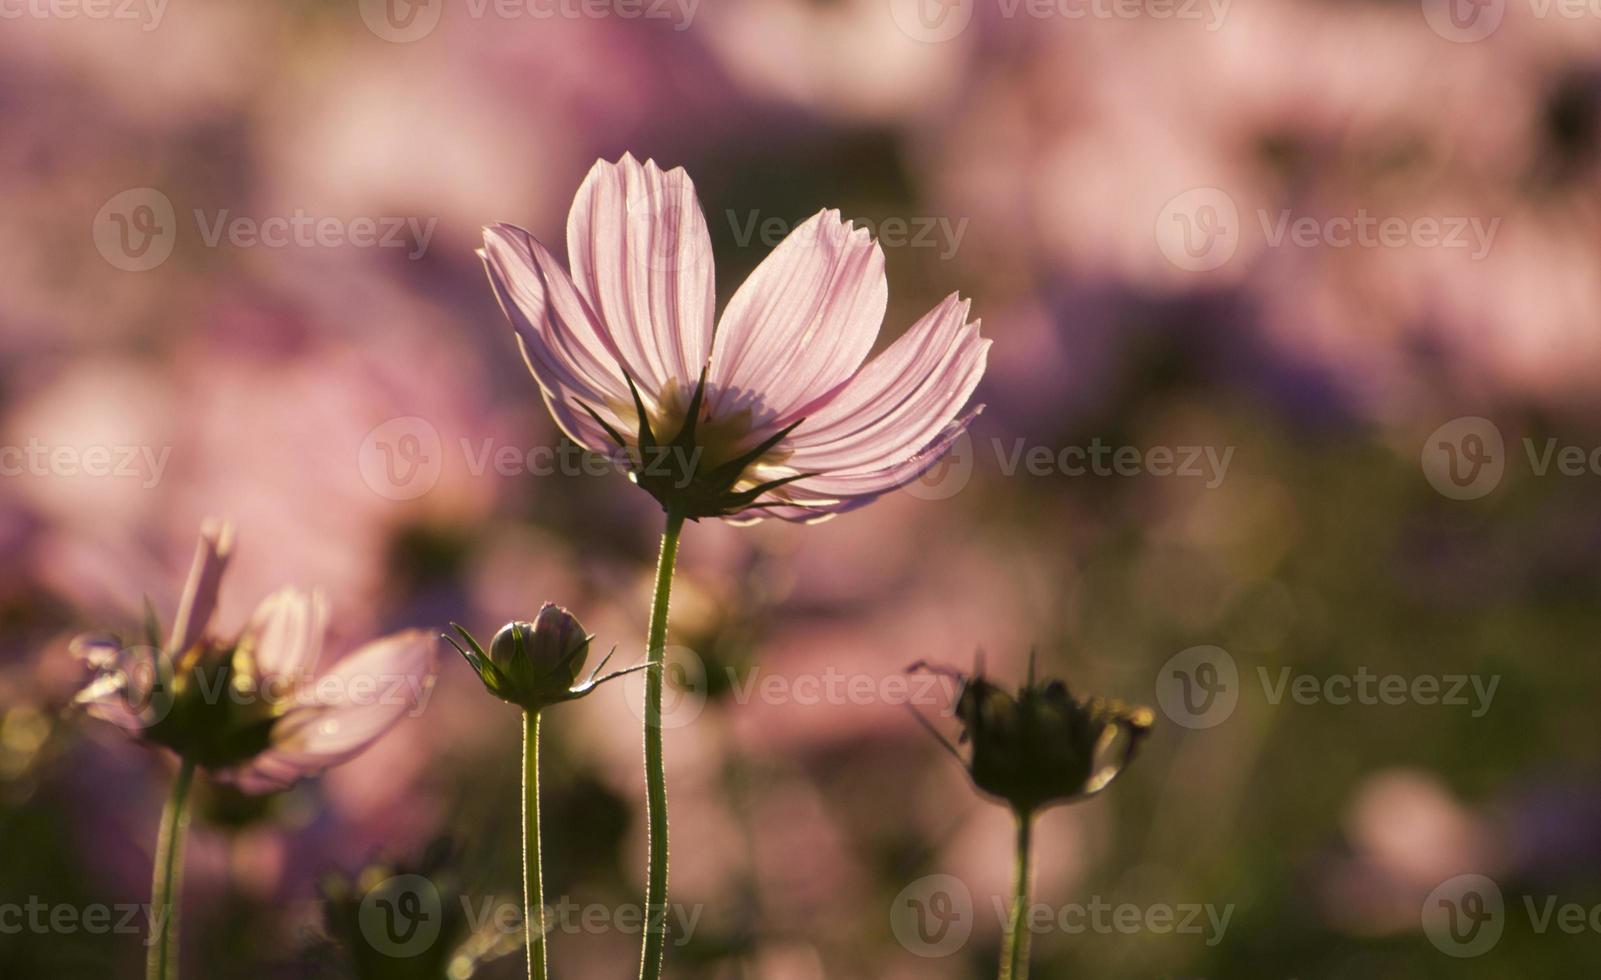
148, 757, 196, 980
523, 709, 547, 980
639, 508, 685, 980
1000, 808, 1035, 980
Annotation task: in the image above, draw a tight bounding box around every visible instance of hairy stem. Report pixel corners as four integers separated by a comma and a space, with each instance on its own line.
148, 758, 196, 980
1000, 809, 1035, 980
523, 710, 548, 980
639, 509, 685, 980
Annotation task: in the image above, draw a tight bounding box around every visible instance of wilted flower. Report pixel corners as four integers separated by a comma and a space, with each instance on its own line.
70, 520, 438, 793
478, 153, 989, 523
910, 658, 1154, 815
447, 603, 635, 712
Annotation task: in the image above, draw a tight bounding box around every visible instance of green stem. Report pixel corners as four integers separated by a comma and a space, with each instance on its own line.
1000, 809, 1034, 980
523, 710, 548, 980
148, 758, 196, 980
639, 508, 686, 980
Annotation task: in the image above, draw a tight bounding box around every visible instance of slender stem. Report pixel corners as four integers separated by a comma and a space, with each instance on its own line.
523, 710, 548, 980
147, 758, 196, 980
639, 508, 686, 980
1000, 809, 1035, 980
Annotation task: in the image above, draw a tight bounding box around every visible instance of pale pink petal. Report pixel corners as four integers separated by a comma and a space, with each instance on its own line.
240, 586, 328, 684
480, 224, 634, 451
733, 411, 982, 524
216, 630, 437, 793
167, 519, 234, 657
707, 210, 887, 425
785, 293, 989, 473
566, 154, 714, 398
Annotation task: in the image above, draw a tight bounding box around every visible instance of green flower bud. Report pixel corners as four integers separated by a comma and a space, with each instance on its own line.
493, 604, 590, 699
451, 603, 637, 712
913, 659, 1154, 816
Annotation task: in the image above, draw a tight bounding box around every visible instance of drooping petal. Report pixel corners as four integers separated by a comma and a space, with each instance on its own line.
215, 630, 437, 793
707, 210, 887, 426
167, 519, 234, 657
566, 155, 715, 400
239, 586, 328, 686
480, 224, 635, 452
785, 293, 989, 473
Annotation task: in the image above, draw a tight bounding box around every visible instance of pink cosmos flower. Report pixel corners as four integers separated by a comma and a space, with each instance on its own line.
71, 520, 438, 794
479, 154, 989, 523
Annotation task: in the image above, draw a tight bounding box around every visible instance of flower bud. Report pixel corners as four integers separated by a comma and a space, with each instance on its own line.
451, 603, 615, 712
494, 603, 590, 696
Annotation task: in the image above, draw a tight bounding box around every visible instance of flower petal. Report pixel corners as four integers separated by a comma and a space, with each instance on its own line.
215, 630, 437, 793
168, 519, 234, 657
480, 224, 634, 452
566, 155, 715, 399
735, 410, 982, 524
785, 293, 989, 474
707, 210, 887, 425
239, 586, 328, 685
